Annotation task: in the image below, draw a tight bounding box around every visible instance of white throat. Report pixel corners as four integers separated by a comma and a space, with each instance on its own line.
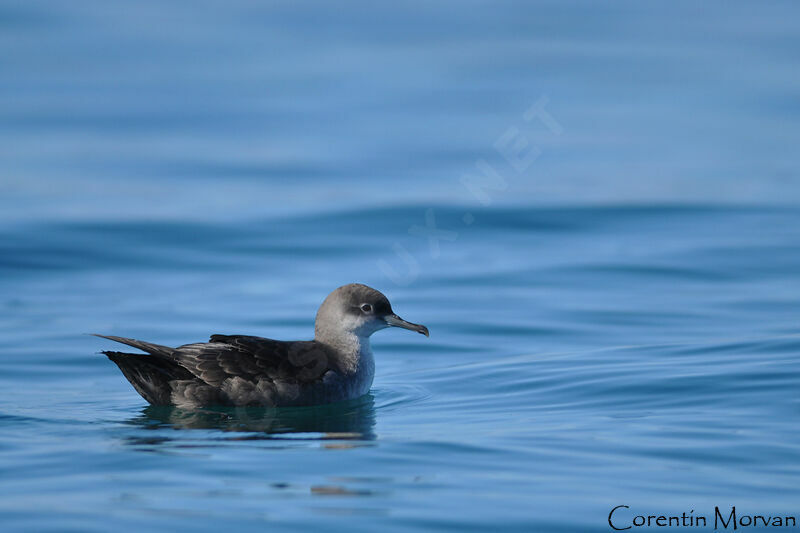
350, 334, 376, 395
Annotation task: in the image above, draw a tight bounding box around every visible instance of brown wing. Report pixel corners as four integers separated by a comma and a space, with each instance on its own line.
165, 335, 333, 387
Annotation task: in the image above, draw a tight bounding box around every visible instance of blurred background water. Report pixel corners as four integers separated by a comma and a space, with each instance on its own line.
1, 1, 800, 531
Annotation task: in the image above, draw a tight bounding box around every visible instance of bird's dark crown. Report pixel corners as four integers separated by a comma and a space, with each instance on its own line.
336, 283, 393, 316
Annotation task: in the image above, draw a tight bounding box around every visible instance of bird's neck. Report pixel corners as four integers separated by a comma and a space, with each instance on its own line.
316, 329, 372, 376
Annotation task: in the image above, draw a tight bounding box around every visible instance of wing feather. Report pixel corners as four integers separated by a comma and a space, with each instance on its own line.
161, 335, 332, 387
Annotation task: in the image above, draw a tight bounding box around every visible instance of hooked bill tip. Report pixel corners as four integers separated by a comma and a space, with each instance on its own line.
384, 314, 429, 337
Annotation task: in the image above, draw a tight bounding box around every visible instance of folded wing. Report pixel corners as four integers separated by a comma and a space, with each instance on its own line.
172, 334, 332, 386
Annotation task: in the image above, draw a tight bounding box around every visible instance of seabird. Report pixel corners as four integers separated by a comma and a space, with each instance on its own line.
96, 283, 428, 408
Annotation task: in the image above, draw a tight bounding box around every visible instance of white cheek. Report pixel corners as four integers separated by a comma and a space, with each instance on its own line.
352, 316, 386, 337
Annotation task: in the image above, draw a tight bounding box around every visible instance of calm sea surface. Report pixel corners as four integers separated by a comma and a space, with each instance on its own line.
1, 1, 800, 531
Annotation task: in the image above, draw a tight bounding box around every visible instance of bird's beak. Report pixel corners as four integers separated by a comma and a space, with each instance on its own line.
384, 314, 429, 337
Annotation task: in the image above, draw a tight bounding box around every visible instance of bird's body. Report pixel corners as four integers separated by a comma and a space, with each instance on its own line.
97, 284, 428, 408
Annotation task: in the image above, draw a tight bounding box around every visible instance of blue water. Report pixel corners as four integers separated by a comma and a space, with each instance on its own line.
2, 1, 800, 531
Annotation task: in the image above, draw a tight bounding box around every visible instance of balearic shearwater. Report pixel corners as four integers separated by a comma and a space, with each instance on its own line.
95, 283, 428, 408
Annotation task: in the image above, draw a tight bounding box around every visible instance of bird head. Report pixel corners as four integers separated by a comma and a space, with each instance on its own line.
315, 283, 429, 341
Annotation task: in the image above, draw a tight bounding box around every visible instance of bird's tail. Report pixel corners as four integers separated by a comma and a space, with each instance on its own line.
92, 334, 174, 357
104, 351, 193, 405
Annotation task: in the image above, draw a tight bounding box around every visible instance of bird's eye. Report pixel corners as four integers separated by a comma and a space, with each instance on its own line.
360, 303, 373, 313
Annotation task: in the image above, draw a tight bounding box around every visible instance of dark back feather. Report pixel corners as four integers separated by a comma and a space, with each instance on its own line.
164, 335, 333, 387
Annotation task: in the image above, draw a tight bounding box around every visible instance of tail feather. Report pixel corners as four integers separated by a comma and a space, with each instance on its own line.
104, 351, 194, 405
93, 334, 174, 358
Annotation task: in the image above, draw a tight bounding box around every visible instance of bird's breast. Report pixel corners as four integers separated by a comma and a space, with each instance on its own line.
350, 344, 376, 397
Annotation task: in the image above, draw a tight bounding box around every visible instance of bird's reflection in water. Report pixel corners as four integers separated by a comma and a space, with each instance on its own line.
122, 394, 377, 450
